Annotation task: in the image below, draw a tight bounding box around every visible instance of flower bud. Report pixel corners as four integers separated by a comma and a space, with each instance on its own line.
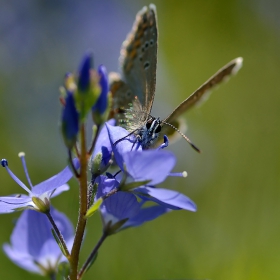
61, 91, 79, 149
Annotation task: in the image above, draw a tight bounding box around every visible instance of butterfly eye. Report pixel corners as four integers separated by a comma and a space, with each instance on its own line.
146, 120, 152, 129
155, 125, 161, 133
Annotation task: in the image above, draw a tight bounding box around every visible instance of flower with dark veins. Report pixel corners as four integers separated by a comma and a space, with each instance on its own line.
105, 123, 196, 212
87, 122, 196, 233
96, 176, 170, 234
3, 207, 74, 276
0, 153, 79, 213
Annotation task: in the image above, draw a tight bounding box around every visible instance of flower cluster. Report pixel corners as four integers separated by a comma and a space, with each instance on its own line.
1, 48, 196, 280
90, 123, 196, 235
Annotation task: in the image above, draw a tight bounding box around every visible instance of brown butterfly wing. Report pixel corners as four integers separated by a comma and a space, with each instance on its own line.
109, 4, 158, 132
109, 72, 145, 132
153, 57, 243, 147
163, 57, 243, 125
119, 4, 158, 115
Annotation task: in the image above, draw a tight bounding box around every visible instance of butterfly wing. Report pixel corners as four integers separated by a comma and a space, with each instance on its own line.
162, 57, 243, 125
109, 72, 144, 132
112, 4, 157, 114
152, 57, 243, 146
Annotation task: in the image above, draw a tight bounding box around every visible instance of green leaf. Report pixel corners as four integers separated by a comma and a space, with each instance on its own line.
57, 261, 70, 278
85, 198, 103, 218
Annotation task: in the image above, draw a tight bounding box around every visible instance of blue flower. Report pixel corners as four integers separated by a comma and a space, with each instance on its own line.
106, 123, 190, 185
90, 123, 196, 233
3, 207, 74, 276
0, 153, 79, 213
95, 176, 170, 233
91, 119, 115, 175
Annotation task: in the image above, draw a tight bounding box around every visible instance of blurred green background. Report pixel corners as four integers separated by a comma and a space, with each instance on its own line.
1, 0, 280, 279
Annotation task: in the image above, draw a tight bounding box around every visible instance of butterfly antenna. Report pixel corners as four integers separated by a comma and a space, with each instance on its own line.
113, 129, 138, 146
161, 121, 201, 153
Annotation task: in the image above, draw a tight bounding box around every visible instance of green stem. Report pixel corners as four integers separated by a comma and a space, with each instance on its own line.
68, 149, 79, 178
77, 232, 107, 279
70, 123, 88, 279
87, 124, 100, 156
45, 211, 70, 258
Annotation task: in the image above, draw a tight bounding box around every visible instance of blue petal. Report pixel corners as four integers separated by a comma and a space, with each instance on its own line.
92, 65, 109, 114
92, 119, 115, 168
50, 184, 69, 198
95, 175, 120, 200
32, 158, 79, 195
106, 123, 140, 170
78, 52, 92, 92
100, 192, 140, 221
134, 187, 197, 212
3, 244, 41, 274
123, 205, 170, 229
123, 150, 176, 185
0, 195, 31, 213
3, 207, 74, 273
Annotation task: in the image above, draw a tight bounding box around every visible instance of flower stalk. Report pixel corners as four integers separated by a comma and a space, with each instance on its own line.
77, 231, 107, 279
45, 211, 70, 258
69, 124, 88, 279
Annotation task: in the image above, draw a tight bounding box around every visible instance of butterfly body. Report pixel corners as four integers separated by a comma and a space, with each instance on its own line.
136, 117, 162, 148
110, 4, 243, 150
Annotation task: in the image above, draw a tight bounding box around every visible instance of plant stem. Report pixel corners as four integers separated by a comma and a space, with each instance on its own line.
70, 123, 88, 279
68, 149, 79, 178
77, 232, 107, 279
87, 124, 100, 156
46, 211, 70, 258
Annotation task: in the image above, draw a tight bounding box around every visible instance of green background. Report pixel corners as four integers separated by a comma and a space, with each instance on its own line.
0, 0, 280, 279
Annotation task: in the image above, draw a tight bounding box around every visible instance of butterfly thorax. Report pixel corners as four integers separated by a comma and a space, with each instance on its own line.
137, 117, 161, 149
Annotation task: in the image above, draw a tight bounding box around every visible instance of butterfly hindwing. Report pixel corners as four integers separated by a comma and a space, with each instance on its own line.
163, 57, 243, 125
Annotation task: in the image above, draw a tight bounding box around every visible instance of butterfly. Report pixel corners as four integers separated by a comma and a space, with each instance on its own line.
109, 4, 243, 151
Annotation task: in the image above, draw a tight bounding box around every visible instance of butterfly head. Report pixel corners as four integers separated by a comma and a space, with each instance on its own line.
138, 117, 162, 149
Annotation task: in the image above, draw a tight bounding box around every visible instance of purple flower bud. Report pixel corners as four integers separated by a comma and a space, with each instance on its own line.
61, 91, 79, 149
78, 52, 92, 92
92, 64, 109, 115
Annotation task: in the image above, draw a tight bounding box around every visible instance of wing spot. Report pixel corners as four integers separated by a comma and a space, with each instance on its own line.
144, 61, 150, 70
150, 39, 154, 46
